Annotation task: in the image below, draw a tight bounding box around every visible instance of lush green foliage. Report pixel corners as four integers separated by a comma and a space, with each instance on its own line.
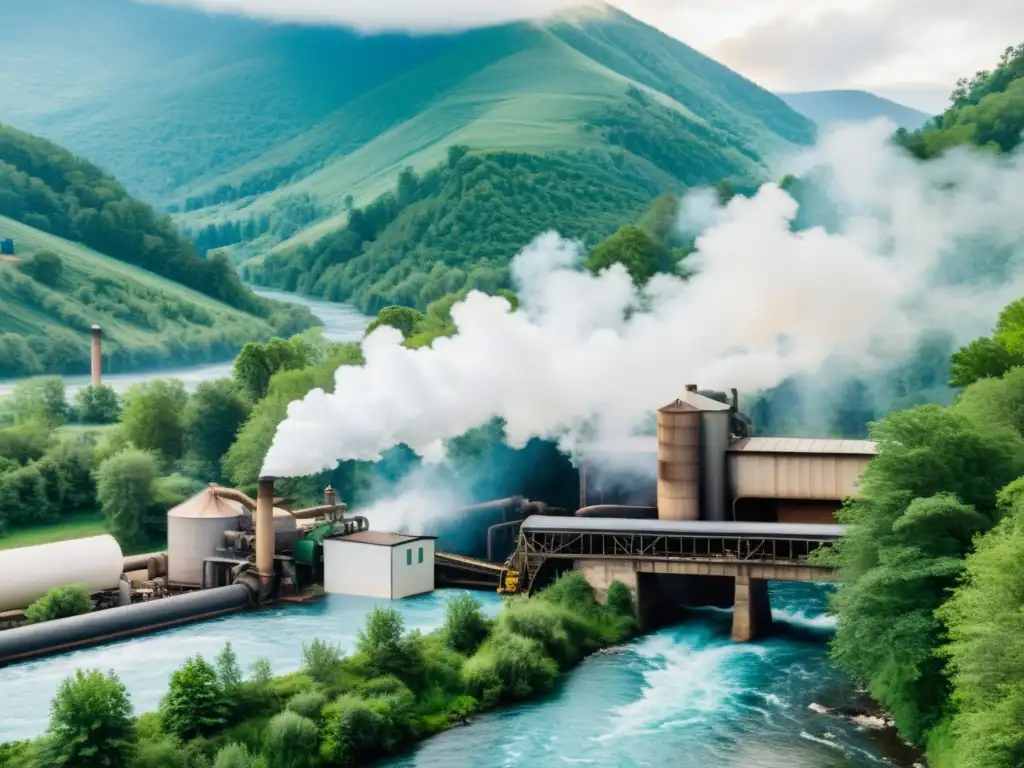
94, 448, 163, 549
46, 669, 135, 768
950, 296, 1024, 387
25, 584, 91, 623
897, 44, 1024, 158
182, 381, 250, 482
119, 381, 189, 464
160, 656, 228, 741
75, 385, 121, 425
3, 575, 638, 766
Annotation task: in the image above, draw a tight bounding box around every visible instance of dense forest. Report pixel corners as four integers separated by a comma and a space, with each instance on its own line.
817, 43, 1024, 768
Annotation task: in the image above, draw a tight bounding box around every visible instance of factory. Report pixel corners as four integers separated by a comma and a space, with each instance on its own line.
0, 383, 877, 664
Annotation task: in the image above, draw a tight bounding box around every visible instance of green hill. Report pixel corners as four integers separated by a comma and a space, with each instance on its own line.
0, 216, 285, 378
777, 90, 931, 130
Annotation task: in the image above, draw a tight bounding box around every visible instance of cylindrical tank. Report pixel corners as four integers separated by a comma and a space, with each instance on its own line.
657, 401, 701, 520
701, 410, 731, 522
0, 535, 123, 612
167, 488, 245, 586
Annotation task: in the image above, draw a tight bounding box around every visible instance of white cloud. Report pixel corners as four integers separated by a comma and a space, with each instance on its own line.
139, 0, 602, 33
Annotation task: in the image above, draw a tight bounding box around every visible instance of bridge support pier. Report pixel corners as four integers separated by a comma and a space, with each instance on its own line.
732, 566, 772, 642
575, 560, 650, 628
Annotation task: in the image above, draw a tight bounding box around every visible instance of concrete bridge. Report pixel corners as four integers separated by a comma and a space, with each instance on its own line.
510, 516, 840, 642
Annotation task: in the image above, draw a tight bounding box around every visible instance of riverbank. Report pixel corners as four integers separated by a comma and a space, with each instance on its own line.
0, 573, 639, 767
0, 288, 369, 397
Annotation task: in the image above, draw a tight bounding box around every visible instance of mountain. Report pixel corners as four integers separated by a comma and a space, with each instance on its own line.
777, 90, 931, 130
0, 215, 281, 378
0, 124, 317, 377
0, 0, 815, 313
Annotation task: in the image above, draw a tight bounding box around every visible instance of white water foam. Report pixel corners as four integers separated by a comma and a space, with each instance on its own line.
773, 609, 838, 632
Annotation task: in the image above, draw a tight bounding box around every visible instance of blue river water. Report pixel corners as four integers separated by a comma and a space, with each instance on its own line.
0, 583, 906, 766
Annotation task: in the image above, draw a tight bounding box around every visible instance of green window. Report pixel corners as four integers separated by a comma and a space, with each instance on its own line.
406, 548, 412, 565
418, 547, 424, 564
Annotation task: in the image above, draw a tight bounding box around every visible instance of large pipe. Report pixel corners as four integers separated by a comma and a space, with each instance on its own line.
256, 477, 275, 581
209, 486, 256, 511
487, 520, 524, 562
456, 497, 525, 514
575, 505, 658, 519
90, 325, 102, 387
122, 552, 165, 573
0, 584, 253, 666
291, 503, 347, 520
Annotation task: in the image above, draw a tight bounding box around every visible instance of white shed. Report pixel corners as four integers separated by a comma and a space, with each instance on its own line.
322, 531, 436, 599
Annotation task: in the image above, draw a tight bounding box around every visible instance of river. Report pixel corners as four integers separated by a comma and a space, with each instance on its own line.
0, 584, 909, 766
0, 287, 369, 398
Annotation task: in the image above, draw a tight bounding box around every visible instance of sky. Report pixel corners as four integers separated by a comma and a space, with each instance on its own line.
147, 0, 1024, 113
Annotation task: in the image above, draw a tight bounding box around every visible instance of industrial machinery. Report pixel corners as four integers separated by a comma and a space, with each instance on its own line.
497, 567, 520, 594
293, 516, 370, 587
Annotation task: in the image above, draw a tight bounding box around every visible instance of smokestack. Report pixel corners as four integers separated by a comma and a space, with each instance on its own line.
256, 477, 276, 581
90, 325, 102, 387
730, 388, 739, 413
324, 485, 336, 507
685, 384, 698, 393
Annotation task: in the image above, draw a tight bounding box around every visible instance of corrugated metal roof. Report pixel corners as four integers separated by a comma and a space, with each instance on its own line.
328, 531, 437, 547
521, 515, 845, 539
659, 391, 731, 413
727, 437, 877, 456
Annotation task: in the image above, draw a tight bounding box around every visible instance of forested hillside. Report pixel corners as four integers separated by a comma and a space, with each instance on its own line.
0, 125, 316, 376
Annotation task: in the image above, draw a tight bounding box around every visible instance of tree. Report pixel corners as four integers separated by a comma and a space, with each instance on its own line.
215, 642, 243, 692
160, 655, 227, 741
47, 669, 135, 768
356, 607, 423, 682
94, 448, 160, 548
442, 592, 492, 655
937, 485, 1024, 768
183, 380, 250, 481
26, 585, 92, 623
21, 250, 64, 286
9, 377, 69, 426
120, 380, 188, 462
214, 743, 268, 768
75, 385, 121, 425
0, 462, 54, 528
249, 658, 273, 685
585, 226, 661, 286
365, 306, 426, 340
822, 405, 1024, 744
262, 711, 320, 768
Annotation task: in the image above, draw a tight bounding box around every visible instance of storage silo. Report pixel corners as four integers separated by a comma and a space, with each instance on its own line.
0, 535, 124, 612
700, 407, 732, 522
657, 399, 702, 520
167, 488, 245, 586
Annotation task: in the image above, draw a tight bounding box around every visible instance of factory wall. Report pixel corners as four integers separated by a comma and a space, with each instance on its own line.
728, 453, 872, 501
322, 539, 392, 598
391, 540, 435, 599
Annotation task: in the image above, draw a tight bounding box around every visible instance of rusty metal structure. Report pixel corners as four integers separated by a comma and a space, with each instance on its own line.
507, 516, 841, 595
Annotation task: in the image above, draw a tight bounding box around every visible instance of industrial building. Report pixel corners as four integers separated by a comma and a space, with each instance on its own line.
323, 531, 436, 599
0, 380, 880, 665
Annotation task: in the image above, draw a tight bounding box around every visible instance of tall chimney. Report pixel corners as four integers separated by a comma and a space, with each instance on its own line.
730, 388, 739, 413
256, 476, 276, 581
90, 325, 102, 387
324, 485, 336, 507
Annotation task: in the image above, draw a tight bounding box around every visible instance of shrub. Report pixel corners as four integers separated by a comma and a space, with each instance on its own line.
441, 592, 492, 655
356, 607, 424, 684
26, 584, 92, 623
319, 695, 383, 766
47, 669, 135, 768
213, 742, 265, 768
75, 385, 121, 424
286, 689, 328, 721
496, 597, 601, 668
263, 710, 320, 768
250, 658, 273, 685
461, 629, 559, 707
301, 638, 343, 687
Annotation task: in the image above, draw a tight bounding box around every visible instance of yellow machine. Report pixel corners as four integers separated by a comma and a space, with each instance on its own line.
497, 568, 520, 594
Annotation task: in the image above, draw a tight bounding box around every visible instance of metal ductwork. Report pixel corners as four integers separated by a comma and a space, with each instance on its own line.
209, 486, 256, 511
256, 477, 276, 581
291, 503, 347, 520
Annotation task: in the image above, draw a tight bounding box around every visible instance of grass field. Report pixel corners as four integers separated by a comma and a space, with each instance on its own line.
0, 215, 280, 376
0, 512, 108, 551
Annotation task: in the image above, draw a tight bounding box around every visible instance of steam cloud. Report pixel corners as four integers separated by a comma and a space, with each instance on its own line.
262, 120, 1024, 479
140, 0, 602, 33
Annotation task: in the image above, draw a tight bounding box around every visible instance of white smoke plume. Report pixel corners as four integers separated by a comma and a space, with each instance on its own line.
352, 466, 469, 537
262, 119, 1024, 478
139, 0, 603, 33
